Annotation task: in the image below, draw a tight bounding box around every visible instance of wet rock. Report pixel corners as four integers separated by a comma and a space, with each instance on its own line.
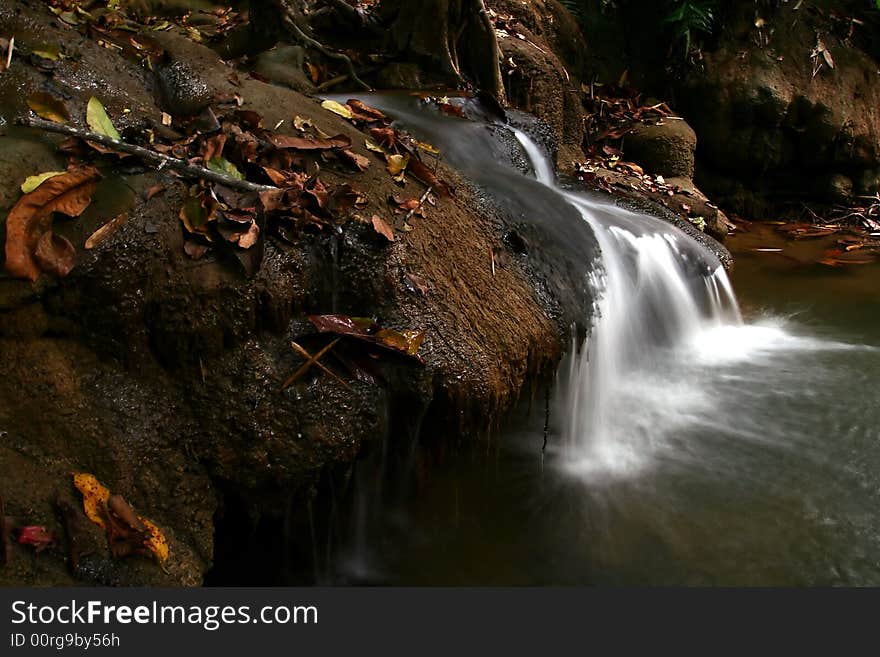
665, 177, 735, 243
253, 45, 314, 94
625, 120, 697, 179
149, 30, 238, 116
376, 62, 424, 90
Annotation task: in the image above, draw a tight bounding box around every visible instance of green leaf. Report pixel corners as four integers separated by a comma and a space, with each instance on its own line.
32, 45, 62, 61
20, 171, 67, 193
206, 157, 244, 181
86, 97, 120, 141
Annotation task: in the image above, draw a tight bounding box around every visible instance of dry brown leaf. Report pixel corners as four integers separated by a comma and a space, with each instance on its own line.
339, 149, 371, 171
4, 166, 100, 280
267, 133, 352, 150
371, 215, 394, 242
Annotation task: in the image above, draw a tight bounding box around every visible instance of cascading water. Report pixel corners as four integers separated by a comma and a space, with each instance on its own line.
317, 94, 880, 585
513, 129, 742, 476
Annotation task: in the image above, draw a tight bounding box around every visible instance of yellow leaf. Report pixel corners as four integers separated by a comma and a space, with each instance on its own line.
416, 141, 440, 155
364, 139, 385, 154
386, 153, 409, 176
321, 99, 353, 120
86, 97, 121, 141
72, 472, 170, 564
20, 171, 66, 194
32, 45, 61, 61
73, 473, 110, 528
141, 518, 169, 563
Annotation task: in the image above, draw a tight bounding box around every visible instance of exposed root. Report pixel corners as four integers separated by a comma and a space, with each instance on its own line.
278, 0, 372, 91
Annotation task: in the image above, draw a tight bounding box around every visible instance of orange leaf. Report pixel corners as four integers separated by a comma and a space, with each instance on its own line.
4, 166, 100, 281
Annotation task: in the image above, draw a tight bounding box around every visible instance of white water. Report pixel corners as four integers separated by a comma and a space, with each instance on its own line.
513, 130, 799, 479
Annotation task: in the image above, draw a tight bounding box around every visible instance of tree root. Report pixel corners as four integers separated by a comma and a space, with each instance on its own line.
278, 0, 372, 91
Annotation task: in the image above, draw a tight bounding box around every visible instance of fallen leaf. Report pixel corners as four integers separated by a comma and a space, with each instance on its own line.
34, 231, 75, 277
339, 149, 371, 171
374, 328, 425, 356
346, 99, 387, 122
4, 166, 100, 280
386, 153, 409, 176
73, 473, 111, 529
407, 157, 453, 197
17, 526, 58, 553
85, 213, 127, 249
321, 99, 353, 119
370, 127, 398, 150
179, 196, 212, 235
237, 222, 260, 249
371, 215, 394, 241
416, 141, 440, 155
207, 157, 244, 180
202, 133, 227, 162
32, 45, 62, 61
86, 97, 120, 141
365, 138, 385, 154
26, 92, 70, 123
72, 473, 169, 563
20, 171, 66, 193
308, 315, 426, 362
267, 133, 352, 150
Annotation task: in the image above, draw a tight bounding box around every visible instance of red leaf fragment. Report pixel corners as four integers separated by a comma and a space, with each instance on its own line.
17, 526, 58, 553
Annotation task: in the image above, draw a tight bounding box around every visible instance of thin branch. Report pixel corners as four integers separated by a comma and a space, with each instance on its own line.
404, 186, 432, 223
290, 340, 349, 388
280, 337, 341, 390
17, 116, 277, 193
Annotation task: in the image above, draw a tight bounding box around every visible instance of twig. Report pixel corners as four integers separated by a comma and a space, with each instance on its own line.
4, 37, 13, 71
17, 116, 277, 194
290, 340, 349, 388
280, 1, 371, 91
280, 337, 341, 390
404, 186, 433, 223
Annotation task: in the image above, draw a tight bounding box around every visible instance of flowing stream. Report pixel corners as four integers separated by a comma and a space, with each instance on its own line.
327, 95, 880, 585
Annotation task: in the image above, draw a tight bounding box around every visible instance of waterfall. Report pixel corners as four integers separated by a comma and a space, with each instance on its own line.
513, 130, 742, 476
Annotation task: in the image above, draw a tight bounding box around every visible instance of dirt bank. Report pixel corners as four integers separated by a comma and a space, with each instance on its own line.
0, 0, 566, 585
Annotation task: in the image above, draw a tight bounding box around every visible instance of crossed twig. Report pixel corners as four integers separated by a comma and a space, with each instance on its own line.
280, 338, 349, 391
